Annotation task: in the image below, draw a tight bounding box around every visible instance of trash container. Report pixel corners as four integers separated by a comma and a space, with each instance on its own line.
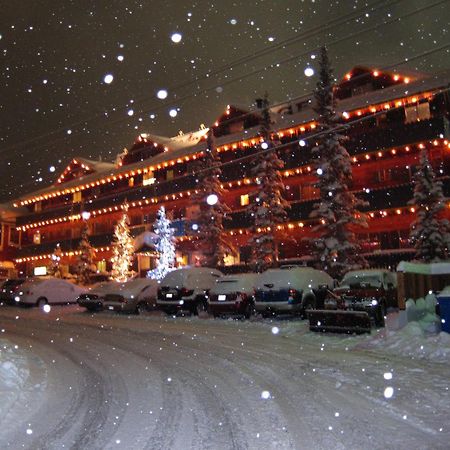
437, 288, 450, 333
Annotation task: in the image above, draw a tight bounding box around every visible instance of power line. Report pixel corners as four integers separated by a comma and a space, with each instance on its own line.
0, 0, 418, 155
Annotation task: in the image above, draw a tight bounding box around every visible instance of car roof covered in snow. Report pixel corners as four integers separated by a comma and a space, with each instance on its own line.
255, 267, 333, 291
210, 273, 258, 294
160, 267, 223, 289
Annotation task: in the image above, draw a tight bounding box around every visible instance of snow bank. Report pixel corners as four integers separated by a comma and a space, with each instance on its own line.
0, 339, 30, 419
370, 322, 450, 363
369, 294, 450, 363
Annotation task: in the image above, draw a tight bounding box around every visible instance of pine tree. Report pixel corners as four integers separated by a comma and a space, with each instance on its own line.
147, 206, 176, 280
192, 129, 235, 266
48, 243, 63, 278
248, 93, 290, 272
111, 203, 134, 282
409, 149, 450, 261
76, 221, 95, 284
309, 47, 367, 279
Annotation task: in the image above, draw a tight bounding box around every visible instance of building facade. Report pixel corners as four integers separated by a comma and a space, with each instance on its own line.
3, 66, 450, 276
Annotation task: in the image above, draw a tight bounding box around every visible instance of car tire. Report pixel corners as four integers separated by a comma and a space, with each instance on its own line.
301, 293, 316, 318
244, 302, 255, 319
195, 300, 206, 316
37, 297, 48, 308
136, 302, 147, 315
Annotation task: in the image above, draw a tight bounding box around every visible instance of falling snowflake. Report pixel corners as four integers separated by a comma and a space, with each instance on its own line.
171, 32, 182, 43
103, 73, 114, 84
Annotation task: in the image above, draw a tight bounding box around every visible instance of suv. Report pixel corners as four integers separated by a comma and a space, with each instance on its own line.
157, 267, 223, 315
334, 269, 398, 311
208, 273, 258, 319
254, 267, 333, 317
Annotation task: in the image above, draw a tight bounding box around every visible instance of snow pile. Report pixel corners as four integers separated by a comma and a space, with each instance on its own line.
369, 295, 450, 363
370, 322, 450, 363
405, 294, 441, 334
0, 339, 29, 418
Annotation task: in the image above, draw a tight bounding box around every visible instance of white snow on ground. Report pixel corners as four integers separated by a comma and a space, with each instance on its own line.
0, 339, 30, 418
368, 322, 450, 363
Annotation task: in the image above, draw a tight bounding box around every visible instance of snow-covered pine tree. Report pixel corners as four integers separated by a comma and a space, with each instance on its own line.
409, 148, 450, 261
147, 206, 176, 280
248, 93, 290, 272
48, 243, 63, 278
309, 47, 367, 279
193, 129, 235, 266
76, 221, 95, 284
111, 203, 134, 282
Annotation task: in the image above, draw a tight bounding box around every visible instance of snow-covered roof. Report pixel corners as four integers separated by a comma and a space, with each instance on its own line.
12, 67, 450, 208
397, 261, 450, 275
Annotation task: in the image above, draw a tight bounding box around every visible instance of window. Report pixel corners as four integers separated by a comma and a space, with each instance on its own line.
128, 177, 134, 187
72, 191, 82, 203
240, 194, 249, 206
9, 228, 20, 247
35, 201, 42, 212
143, 171, 156, 186
405, 102, 430, 123
33, 231, 41, 244
166, 170, 174, 180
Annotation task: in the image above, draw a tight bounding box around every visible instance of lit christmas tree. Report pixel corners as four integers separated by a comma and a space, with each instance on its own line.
248, 93, 289, 272
76, 221, 95, 284
111, 203, 134, 282
48, 243, 63, 278
147, 206, 176, 280
192, 129, 235, 266
309, 47, 367, 279
409, 149, 450, 261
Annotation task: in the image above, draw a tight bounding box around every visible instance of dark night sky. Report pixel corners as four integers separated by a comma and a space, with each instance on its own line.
1, 0, 449, 202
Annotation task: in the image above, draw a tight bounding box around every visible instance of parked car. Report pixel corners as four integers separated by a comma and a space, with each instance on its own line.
77, 280, 119, 312
103, 278, 158, 314
0, 278, 27, 305
208, 273, 258, 319
14, 277, 87, 307
254, 267, 333, 317
334, 269, 398, 311
157, 267, 223, 315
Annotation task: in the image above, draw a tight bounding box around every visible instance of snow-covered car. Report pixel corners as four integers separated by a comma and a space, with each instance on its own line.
157, 267, 223, 315
254, 267, 333, 317
14, 277, 87, 307
103, 278, 158, 314
334, 269, 398, 311
77, 281, 119, 312
208, 273, 258, 319
0, 279, 27, 305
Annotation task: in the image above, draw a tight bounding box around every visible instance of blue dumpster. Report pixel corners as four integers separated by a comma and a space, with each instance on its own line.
437, 288, 450, 333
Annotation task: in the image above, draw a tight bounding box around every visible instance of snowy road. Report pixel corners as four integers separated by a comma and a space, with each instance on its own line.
0, 306, 449, 450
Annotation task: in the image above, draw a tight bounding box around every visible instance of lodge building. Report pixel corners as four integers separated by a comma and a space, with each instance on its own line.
2, 65, 450, 277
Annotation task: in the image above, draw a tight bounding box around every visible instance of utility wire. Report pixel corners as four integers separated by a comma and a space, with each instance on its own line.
0, 0, 421, 155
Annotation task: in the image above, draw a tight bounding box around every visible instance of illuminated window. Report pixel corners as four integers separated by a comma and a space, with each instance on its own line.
34, 201, 42, 212
97, 260, 107, 272
128, 177, 134, 187
240, 194, 249, 206
33, 231, 41, 244
72, 191, 82, 203
405, 102, 430, 123
143, 171, 156, 186
166, 170, 174, 181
